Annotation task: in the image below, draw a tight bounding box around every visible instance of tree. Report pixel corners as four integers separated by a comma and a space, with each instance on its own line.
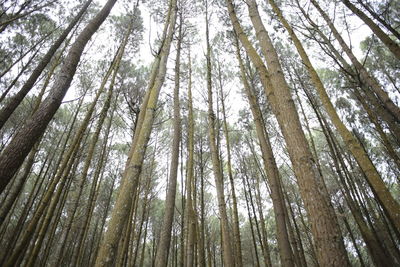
268, 0, 400, 233
0, 0, 93, 130
94, 0, 177, 265
0, 0, 398, 266
154, 11, 182, 267
205, 1, 235, 266
226, 0, 350, 265
0, 0, 118, 194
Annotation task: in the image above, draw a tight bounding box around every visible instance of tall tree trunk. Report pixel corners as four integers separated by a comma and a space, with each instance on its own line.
94, 1, 177, 265
154, 14, 182, 267
217, 61, 243, 267
240, 166, 261, 267
243, 164, 272, 267
234, 34, 294, 267
0, 0, 117, 194
91, 174, 117, 266
0, 0, 93, 130
227, 1, 349, 266
198, 137, 207, 267
205, 2, 235, 266
2, 65, 108, 266
185, 49, 197, 267
254, 170, 273, 267
310, 97, 398, 266
0, 92, 84, 263
268, 0, 400, 233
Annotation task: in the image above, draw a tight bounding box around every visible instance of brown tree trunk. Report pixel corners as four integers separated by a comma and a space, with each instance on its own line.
240, 166, 261, 267
94, 1, 177, 265
234, 36, 294, 267
228, 1, 349, 265
205, 2, 235, 266
0, 0, 117, 194
341, 0, 400, 60
311, 97, 398, 266
2, 63, 108, 266
217, 61, 243, 267
184, 49, 197, 267
154, 14, 182, 267
0, 0, 93, 130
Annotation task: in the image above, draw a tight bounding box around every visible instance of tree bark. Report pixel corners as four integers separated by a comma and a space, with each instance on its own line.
0, 0, 93, 129
154, 13, 182, 267
234, 36, 294, 267
227, 1, 350, 265
94, 1, 177, 265
0, 0, 117, 194
268, 0, 400, 233
205, 2, 235, 266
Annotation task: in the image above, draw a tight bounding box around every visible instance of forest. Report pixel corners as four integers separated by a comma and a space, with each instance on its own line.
0, 0, 399, 266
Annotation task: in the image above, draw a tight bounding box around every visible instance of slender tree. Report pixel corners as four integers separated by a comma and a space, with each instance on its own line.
234, 35, 294, 267
184, 48, 197, 267
268, 0, 400, 232
94, 0, 177, 265
226, 0, 350, 265
0, 0, 93, 130
154, 13, 182, 267
205, 1, 235, 266
0, 0, 117, 193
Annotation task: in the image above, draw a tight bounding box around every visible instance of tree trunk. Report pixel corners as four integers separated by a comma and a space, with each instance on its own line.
184, 49, 197, 267
94, 1, 177, 265
227, 1, 349, 265
154, 14, 182, 267
0, 0, 117, 194
205, 2, 235, 266
217, 61, 243, 267
234, 35, 294, 267
0, 0, 93, 130
268, 0, 400, 233
341, 0, 400, 60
